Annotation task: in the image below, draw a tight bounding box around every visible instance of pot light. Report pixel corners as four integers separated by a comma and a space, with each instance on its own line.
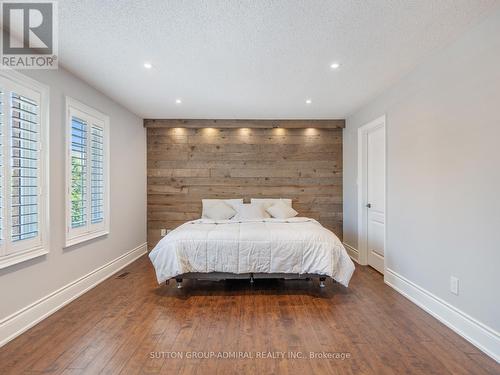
175, 98, 182, 104
330, 62, 340, 69
143, 62, 153, 69
305, 99, 312, 104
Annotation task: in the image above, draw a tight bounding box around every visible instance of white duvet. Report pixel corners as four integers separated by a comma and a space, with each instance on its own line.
149, 218, 355, 287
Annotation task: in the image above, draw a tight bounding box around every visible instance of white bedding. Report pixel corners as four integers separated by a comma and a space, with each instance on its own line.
148, 217, 355, 287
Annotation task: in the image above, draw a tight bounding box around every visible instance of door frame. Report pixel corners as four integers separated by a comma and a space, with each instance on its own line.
357, 115, 387, 270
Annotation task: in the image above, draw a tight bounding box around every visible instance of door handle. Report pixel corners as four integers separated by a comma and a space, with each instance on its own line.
366, 203, 371, 208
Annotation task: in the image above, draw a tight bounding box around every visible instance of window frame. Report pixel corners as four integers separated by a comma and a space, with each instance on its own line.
0, 69, 50, 269
65, 97, 109, 247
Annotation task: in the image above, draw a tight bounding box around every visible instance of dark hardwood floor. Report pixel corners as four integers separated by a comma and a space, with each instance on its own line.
0, 255, 498, 374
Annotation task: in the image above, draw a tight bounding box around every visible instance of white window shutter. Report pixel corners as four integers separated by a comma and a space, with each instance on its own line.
0, 71, 49, 269
90, 124, 104, 224
70, 116, 87, 228
0, 89, 3, 243
65, 98, 108, 247
10, 93, 39, 242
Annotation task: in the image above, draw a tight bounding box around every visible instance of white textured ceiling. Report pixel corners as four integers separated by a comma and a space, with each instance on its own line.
58, 0, 499, 119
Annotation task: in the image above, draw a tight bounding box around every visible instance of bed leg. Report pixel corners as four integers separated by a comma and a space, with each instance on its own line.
319, 277, 326, 288
250, 273, 254, 285
175, 278, 183, 289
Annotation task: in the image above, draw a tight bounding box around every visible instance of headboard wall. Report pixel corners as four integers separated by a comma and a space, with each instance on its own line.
146, 120, 344, 248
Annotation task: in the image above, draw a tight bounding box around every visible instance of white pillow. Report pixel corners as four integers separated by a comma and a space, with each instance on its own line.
202, 199, 243, 219
234, 203, 267, 220
250, 198, 292, 218
266, 201, 298, 219
203, 201, 236, 220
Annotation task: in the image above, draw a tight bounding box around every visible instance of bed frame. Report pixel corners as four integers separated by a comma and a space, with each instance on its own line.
167, 272, 329, 288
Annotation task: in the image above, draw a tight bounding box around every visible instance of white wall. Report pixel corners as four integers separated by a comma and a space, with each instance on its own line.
0, 67, 146, 320
344, 7, 500, 335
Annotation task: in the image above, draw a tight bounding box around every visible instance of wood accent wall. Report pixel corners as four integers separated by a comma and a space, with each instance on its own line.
147, 124, 343, 248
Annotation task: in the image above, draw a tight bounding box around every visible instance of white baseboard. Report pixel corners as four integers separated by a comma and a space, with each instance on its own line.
385, 268, 500, 363
343, 242, 360, 263
0, 242, 147, 348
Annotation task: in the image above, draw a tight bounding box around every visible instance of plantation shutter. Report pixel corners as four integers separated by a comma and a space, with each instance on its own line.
10, 93, 40, 242
0, 89, 3, 242
66, 100, 108, 246
0, 71, 48, 267
71, 117, 88, 228
90, 124, 104, 224
70, 116, 106, 229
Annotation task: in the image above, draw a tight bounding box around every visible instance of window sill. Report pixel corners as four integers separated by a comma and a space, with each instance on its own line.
65, 230, 109, 248
0, 247, 49, 270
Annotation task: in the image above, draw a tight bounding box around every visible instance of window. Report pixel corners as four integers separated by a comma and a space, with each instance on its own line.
65, 98, 109, 247
0, 71, 49, 269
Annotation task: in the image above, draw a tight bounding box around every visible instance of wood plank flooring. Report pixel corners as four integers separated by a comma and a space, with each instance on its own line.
0, 255, 498, 374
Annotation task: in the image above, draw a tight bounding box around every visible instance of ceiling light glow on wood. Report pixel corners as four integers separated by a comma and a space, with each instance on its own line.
330, 62, 340, 69
143, 62, 153, 69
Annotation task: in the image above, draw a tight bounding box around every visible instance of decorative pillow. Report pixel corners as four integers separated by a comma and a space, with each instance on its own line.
203, 201, 236, 220
250, 198, 292, 218
266, 201, 298, 219
202, 199, 243, 219
234, 203, 268, 220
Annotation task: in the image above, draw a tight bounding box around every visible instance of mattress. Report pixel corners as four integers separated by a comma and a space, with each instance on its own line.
148, 217, 355, 287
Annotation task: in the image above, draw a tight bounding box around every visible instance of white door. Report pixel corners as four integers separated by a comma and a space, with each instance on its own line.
366, 125, 385, 273
358, 116, 385, 274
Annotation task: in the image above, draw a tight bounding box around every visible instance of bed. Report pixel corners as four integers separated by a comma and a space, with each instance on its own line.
148, 216, 355, 288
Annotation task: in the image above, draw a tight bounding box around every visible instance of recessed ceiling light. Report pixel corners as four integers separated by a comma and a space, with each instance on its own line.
175, 99, 182, 104
143, 62, 153, 69
330, 62, 340, 69
305, 99, 312, 104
